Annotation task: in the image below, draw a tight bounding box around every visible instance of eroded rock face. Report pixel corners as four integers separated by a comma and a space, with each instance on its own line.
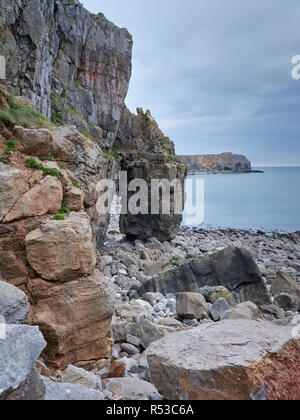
4, 176, 63, 223
0, 163, 30, 222
136, 247, 271, 306
0, 218, 45, 287
146, 320, 300, 400
27, 270, 114, 370
0, 0, 132, 145
115, 108, 187, 242
25, 211, 96, 282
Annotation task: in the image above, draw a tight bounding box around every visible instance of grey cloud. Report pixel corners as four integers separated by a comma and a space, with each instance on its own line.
82, 0, 300, 166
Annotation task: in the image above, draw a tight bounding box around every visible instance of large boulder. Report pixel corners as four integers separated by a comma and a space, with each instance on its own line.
4, 176, 63, 223
271, 272, 300, 311
42, 377, 103, 401
136, 247, 271, 306
104, 377, 161, 400
0, 163, 29, 222
221, 301, 262, 321
0, 280, 30, 324
176, 292, 208, 320
146, 320, 300, 400
0, 324, 46, 400
27, 270, 114, 370
12, 126, 52, 156
0, 218, 44, 287
61, 365, 102, 391
120, 156, 186, 242
25, 211, 96, 281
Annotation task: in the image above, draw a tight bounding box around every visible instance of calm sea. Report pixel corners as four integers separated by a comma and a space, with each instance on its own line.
183, 167, 300, 232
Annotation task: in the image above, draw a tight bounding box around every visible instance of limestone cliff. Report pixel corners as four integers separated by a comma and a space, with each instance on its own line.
179, 152, 254, 174
0, 0, 132, 147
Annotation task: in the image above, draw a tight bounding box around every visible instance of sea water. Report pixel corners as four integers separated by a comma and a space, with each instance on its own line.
183, 167, 300, 232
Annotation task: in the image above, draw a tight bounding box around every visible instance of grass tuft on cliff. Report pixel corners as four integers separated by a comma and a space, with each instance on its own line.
0, 92, 54, 129
25, 157, 61, 178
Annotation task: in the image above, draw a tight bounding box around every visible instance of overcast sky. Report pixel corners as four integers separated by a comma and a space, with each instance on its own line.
82, 0, 300, 166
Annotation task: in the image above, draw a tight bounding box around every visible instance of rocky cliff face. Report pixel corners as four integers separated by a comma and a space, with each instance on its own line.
0, 0, 132, 147
0, 0, 186, 376
116, 107, 187, 241
179, 152, 252, 174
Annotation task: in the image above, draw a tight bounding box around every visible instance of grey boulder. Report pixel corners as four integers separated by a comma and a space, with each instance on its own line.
0, 280, 30, 324
146, 319, 300, 400
0, 324, 46, 399
42, 377, 104, 401
135, 247, 271, 306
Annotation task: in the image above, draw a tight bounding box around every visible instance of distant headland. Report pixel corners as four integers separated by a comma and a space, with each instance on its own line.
178, 152, 264, 174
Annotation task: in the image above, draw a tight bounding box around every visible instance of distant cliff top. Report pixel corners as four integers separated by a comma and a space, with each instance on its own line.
178, 152, 256, 174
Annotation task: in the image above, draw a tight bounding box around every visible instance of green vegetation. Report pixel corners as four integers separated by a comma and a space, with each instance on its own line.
38, 155, 56, 162
72, 181, 80, 189
53, 214, 65, 221
167, 155, 182, 164
59, 164, 66, 170
0, 139, 19, 163
78, 128, 96, 143
102, 146, 118, 160
59, 204, 71, 216
0, 95, 54, 129
24, 158, 61, 178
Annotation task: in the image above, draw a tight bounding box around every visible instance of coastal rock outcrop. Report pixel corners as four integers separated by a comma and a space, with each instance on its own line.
135, 247, 271, 306
179, 152, 253, 174
146, 320, 300, 400
0, 0, 132, 145
116, 108, 187, 241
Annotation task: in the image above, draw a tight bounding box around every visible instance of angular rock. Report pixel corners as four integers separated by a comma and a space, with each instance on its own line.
0, 163, 29, 222
260, 304, 285, 319
271, 272, 300, 311
221, 301, 262, 321
5, 367, 45, 401
0, 280, 30, 324
12, 126, 52, 156
0, 218, 44, 286
199, 286, 237, 307
271, 271, 300, 297
0, 324, 46, 399
27, 270, 114, 370
176, 292, 208, 320
4, 176, 63, 222
209, 298, 231, 322
104, 377, 160, 401
146, 320, 300, 400
63, 187, 84, 212
274, 293, 299, 312
25, 211, 96, 281
42, 377, 103, 401
136, 247, 271, 306
61, 365, 102, 391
